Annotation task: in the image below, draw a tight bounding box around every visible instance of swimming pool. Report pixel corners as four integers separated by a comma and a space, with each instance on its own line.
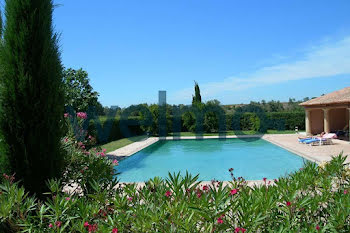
116, 138, 306, 182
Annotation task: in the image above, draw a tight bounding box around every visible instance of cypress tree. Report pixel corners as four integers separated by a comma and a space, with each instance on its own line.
0, 0, 64, 195
192, 81, 202, 104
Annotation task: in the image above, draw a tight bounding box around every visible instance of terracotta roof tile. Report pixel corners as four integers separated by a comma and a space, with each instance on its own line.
300, 86, 350, 106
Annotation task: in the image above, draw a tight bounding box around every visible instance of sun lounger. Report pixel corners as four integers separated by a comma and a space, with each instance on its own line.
304, 138, 329, 146
298, 133, 336, 146
298, 138, 312, 143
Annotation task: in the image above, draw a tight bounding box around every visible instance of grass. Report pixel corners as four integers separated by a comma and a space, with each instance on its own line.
99, 135, 147, 153
100, 130, 301, 152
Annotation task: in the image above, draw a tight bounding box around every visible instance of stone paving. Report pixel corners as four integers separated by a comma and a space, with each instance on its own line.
262, 134, 350, 164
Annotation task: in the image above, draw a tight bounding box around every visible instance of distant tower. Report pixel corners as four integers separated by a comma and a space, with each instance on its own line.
158, 91, 167, 138
158, 91, 166, 106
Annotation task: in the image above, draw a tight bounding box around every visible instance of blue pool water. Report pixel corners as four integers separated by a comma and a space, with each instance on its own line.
116, 138, 306, 182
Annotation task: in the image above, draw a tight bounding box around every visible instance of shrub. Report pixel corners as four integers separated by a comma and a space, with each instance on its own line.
1, 154, 349, 232
0, 0, 64, 195
267, 112, 305, 130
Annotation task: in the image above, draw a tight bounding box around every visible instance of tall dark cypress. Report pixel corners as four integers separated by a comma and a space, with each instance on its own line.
192, 81, 202, 104
0, 0, 64, 195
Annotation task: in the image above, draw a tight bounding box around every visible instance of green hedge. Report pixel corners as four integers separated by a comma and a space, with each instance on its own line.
86, 112, 305, 144
88, 117, 144, 144
226, 112, 305, 131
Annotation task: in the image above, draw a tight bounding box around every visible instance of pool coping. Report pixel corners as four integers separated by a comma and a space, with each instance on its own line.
107, 135, 267, 160
107, 134, 317, 163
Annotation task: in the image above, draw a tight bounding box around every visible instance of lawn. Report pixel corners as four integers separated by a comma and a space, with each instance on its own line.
99, 135, 147, 153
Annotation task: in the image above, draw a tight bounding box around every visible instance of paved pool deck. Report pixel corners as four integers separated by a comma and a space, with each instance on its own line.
103, 133, 350, 188
107, 134, 350, 164
263, 134, 350, 164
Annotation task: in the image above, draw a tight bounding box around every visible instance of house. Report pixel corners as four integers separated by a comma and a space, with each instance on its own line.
300, 87, 350, 137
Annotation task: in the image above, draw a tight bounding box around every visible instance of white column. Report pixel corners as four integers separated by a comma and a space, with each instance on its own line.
305, 109, 311, 135
323, 108, 330, 133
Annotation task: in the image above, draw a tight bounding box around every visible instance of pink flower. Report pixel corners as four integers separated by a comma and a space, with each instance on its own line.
100, 152, 106, 157
197, 192, 202, 198
64, 113, 69, 118
112, 228, 118, 233
235, 228, 246, 233
316, 225, 320, 231
65, 197, 70, 201
88, 223, 98, 232
217, 217, 223, 224
55, 221, 62, 228
103, 148, 106, 153
165, 190, 172, 197
77, 112, 87, 119
84, 222, 89, 227
113, 160, 119, 165
286, 201, 291, 206
49, 223, 53, 228
274, 179, 278, 182
344, 190, 348, 194
127, 197, 133, 201
202, 185, 209, 191
263, 177, 267, 182
230, 189, 238, 195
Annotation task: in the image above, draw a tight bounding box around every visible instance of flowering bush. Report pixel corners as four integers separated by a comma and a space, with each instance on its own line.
62, 111, 118, 195
1, 153, 349, 232
64, 112, 96, 149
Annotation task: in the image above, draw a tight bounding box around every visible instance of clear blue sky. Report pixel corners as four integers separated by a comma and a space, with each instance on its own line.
23, 1, 350, 106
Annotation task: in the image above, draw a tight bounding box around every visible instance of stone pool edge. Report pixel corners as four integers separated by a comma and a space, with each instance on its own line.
107, 134, 318, 164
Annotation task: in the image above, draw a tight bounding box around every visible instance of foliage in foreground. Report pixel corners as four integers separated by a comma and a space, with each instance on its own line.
0, 0, 64, 195
0, 151, 349, 232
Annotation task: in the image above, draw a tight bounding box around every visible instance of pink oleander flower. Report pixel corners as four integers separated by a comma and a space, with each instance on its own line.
55, 221, 62, 228
316, 225, 320, 231
235, 227, 246, 233
344, 190, 348, 194
64, 113, 69, 118
202, 185, 209, 191
165, 190, 172, 197
65, 197, 70, 201
84, 222, 89, 227
217, 217, 223, 224
88, 223, 98, 232
263, 177, 267, 182
2, 173, 15, 183
49, 223, 53, 228
128, 197, 133, 201
286, 201, 291, 206
112, 228, 118, 233
230, 189, 238, 195
100, 152, 106, 157
77, 112, 87, 119
197, 192, 202, 198
113, 160, 119, 165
